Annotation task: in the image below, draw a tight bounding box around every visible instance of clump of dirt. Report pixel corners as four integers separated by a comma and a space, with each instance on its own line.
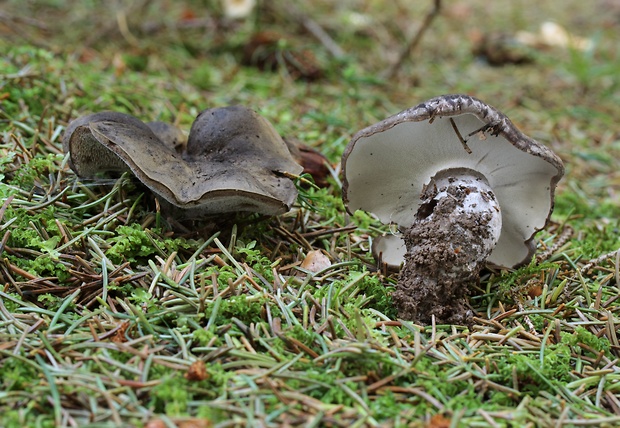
392, 181, 498, 325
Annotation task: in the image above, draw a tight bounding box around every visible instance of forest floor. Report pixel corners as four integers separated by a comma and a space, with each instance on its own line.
1, 1, 620, 427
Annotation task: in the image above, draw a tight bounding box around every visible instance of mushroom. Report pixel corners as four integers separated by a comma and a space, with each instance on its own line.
371, 234, 406, 272
63, 106, 303, 218
341, 94, 564, 325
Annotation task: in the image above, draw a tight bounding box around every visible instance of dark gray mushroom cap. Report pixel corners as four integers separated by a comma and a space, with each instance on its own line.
342, 94, 565, 268
63, 106, 303, 216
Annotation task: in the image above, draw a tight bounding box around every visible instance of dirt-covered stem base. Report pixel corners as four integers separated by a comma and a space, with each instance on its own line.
393, 168, 502, 325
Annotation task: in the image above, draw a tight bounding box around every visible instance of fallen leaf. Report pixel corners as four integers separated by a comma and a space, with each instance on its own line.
528, 285, 543, 298
427, 414, 451, 428
180, 7, 198, 21
110, 321, 130, 343
300, 250, 331, 273
471, 32, 533, 66
144, 419, 166, 428
177, 419, 213, 428
285, 137, 331, 188
516, 21, 592, 51
242, 31, 323, 81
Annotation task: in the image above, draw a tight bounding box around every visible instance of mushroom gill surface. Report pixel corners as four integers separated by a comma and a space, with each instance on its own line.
341, 94, 565, 325
342, 94, 564, 268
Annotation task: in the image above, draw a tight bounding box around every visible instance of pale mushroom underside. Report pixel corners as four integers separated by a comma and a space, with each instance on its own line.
342, 94, 564, 268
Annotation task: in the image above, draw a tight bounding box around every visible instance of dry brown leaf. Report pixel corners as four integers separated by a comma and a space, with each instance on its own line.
300, 250, 331, 273
177, 419, 213, 428
427, 414, 451, 428
284, 137, 331, 188
144, 419, 166, 428
110, 321, 130, 343
242, 31, 323, 81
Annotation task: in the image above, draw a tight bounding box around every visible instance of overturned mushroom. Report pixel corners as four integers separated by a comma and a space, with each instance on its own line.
342, 94, 564, 325
63, 106, 303, 218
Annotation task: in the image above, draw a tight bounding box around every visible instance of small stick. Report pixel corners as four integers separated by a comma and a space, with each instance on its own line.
283, 1, 346, 59
301, 225, 357, 239
116, 9, 140, 47
0, 12, 48, 29
299, 14, 345, 59
0, 195, 15, 224
449, 118, 472, 154
383, 0, 442, 79
536, 224, 573, 263
279, 2, 345, 59
579, 248, 620, 275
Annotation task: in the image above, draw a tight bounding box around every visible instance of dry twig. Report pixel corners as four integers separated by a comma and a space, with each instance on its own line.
278, 2, 345, 60
382, 0, 442, 79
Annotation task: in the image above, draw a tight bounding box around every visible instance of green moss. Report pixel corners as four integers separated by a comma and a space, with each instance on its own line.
6, 208, 59, 248
313, 269, 396, 319
368, 392, 411, 421
150, 375, 192, 415
352, 210, 378, 230
3, 205, 71, 280
0, 47, 61, 117
196, 406, 227, 423
9, 154, 62, 188
495, 261, 557, 299
8, 254, 68, 282
554, 188, 620, 225
1, 356, 39, 391
287, 324, 317, 347
205, 294, 274, 326
105, 224, 191, 264
189, 62, 223, 91
492, 345, 572, 397
203, 265, 238, 288
561, 326, 611, 354
0, 293, 22, 312
573, 222, 620, 259
192, 328, 219, 347
356, 272, 397, 318
127, 287, 157, 312
105, 224, 160, 263
234, 240, 275, 281
122, 53, 149, 72
1, 411, 55, 428
150, 364, 230, 416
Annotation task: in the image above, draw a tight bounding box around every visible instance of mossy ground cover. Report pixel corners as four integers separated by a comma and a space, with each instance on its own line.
1, 1, 620, 427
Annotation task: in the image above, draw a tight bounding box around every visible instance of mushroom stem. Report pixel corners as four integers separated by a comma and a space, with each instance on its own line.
393, 167, 502, 325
